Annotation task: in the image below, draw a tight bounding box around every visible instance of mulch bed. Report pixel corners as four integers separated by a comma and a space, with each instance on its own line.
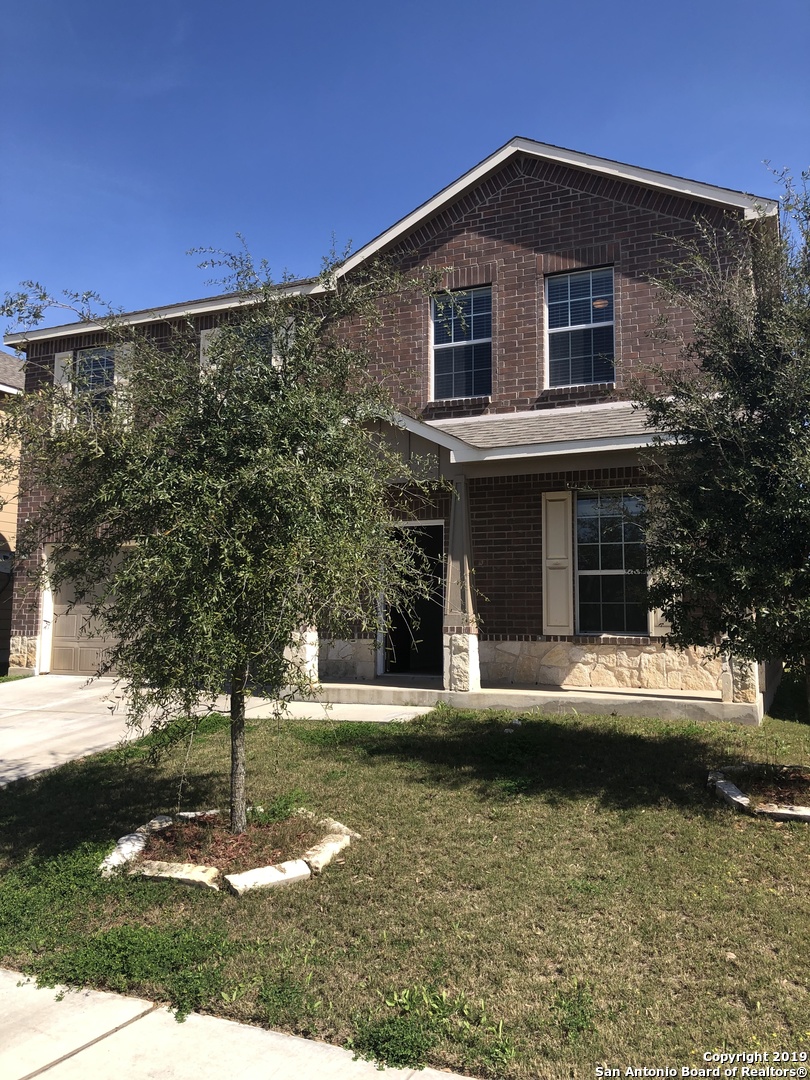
740, 767, 810, 808
139, 814, 322, 875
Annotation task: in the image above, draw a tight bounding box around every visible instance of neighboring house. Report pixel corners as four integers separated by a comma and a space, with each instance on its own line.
3, 138, 780, 721
0, 350, 24, 673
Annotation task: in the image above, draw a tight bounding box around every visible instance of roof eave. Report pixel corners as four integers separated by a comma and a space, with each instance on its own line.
395, 411, 658, 462
4, 137, 778, 348
3, 279, 320, 346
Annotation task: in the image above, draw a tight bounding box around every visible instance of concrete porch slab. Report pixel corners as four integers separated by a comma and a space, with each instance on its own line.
307, 680, 763, 726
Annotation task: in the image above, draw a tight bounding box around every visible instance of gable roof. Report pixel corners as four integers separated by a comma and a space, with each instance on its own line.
5, 137, 779, 346
338, 137, 778, 279
397, 401, 659, 462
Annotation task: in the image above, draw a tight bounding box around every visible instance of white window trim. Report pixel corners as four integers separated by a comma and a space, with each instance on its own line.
430, 287, 493, 403
543, 268, 616, 391
573, 490, 652, 637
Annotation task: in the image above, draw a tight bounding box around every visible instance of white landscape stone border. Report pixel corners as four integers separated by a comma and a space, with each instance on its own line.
98, 808, 361, 894
708, 763, 810, 822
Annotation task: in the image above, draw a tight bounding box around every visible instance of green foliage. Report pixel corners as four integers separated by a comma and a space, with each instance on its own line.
636, 173, 810, 672
350, 984, 514, 1072
0, 249, 446, 828
32, 925, 232, 1020
550, 981, 598, 1042
258, 972, 321, 1025
247, 789, 307, 824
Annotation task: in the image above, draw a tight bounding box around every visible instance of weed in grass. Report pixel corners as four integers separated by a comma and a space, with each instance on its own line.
31, 925, 232, 1020
292, 722, 383, 748
322, 768, 348, 783
550, 980, 598, 1042
491, 776, 532, 799
247, 789, 308, 825
351, 985, 514, 1073
350, 1013, 437, 1070
259, 972, 321, 1026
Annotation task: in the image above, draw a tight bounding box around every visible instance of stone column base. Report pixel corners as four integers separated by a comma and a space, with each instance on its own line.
721, 655, 760, 704
9, 634, 39, 675
284, 629, 320, 687
443, 633, 481, 692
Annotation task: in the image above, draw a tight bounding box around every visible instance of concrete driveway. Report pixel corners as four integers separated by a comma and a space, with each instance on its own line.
0, 675, 431, 787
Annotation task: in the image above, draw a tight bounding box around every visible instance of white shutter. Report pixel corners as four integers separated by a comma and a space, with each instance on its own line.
53, 350, 73, 390
650, 603, 671, 637
542, 491, 574, 635
199, 328, 218, 371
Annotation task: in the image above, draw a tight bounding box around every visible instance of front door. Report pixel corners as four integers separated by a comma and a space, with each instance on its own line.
385, 524, 444, 676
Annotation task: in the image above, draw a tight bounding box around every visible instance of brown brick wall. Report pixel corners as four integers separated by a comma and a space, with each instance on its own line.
364, 153, 735, 419
469, 467, 643, 638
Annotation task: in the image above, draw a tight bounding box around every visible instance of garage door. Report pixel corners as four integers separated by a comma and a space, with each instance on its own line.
50, 583, 118, 676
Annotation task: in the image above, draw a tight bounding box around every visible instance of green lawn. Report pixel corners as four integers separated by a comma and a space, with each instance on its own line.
1, 696, 809, 1079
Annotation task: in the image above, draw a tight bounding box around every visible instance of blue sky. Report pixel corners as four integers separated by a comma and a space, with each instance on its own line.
2, 0, 808, 324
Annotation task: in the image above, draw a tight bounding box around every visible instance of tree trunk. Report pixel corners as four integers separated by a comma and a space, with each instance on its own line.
230, 661, 248, 834
805, 654, 810, 723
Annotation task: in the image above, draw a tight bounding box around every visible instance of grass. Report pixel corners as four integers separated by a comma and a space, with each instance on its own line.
1, 685, 810, 1078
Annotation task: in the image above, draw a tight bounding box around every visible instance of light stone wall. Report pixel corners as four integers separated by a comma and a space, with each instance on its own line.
284, 629, 320, 686
479, 638, 724, 694
318, 638, 376, 682
9, 633, 38, 673
727, 657, 759, 704
443, 633, 481, 692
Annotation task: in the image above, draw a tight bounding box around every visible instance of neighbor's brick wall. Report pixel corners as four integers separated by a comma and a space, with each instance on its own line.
469, 466, 643, 639
363, 154, 736, 419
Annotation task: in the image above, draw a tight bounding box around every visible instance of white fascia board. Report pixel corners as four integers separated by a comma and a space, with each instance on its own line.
393, 411, 475, 455
394, 411, 658, 462
3, 280, 320, 346
507, 138, 779, 219
0, 383, 21, 395
447, 432, 658, 463
337, 139, 778, 277
6, 138, 776, 348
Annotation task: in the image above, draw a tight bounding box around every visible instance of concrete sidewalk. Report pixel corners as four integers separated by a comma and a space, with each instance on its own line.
0, 675, 431, 786
0, 969, 472, 1080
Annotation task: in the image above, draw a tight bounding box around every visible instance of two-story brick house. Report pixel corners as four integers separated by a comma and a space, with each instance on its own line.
4, 138, 780, 722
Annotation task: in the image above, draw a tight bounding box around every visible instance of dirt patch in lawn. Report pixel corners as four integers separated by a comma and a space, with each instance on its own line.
740, 766, 810, 808
139, 814, 322, 875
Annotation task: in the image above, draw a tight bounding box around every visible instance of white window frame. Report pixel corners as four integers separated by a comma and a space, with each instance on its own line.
574, 491, 650, 636
431, 286, 493, 402
544, 268, 615, 389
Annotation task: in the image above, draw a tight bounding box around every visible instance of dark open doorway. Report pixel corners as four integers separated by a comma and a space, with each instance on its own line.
385, 524, 444, 676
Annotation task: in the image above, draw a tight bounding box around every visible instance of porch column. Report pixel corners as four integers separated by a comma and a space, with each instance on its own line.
443, 475, 480, 692
721, 654, 760, 705
285, 626, 320, 689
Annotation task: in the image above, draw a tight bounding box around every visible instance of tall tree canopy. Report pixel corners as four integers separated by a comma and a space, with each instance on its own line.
635, 174, 810, 701
1, 251, 443, 830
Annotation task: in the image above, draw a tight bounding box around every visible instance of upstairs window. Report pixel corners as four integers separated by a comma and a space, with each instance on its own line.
432, 286, 492, 400
576, 493, 647, 633
547, 268, 614, 387
74, 348, 115, 397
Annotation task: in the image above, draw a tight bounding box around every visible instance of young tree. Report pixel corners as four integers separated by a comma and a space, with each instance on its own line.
635, 174, 810, 706
1, 251, 442, 831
